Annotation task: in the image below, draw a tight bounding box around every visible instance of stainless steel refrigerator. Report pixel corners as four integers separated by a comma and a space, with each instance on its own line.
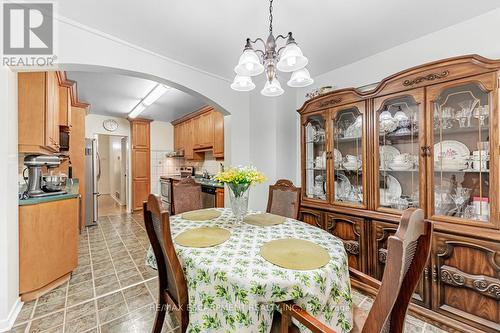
85, 138, 100, 226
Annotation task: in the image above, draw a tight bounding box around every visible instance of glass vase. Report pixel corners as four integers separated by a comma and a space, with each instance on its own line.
227, 183, 250, 223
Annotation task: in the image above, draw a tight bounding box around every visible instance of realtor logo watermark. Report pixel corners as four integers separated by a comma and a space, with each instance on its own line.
2, 2, 56, 66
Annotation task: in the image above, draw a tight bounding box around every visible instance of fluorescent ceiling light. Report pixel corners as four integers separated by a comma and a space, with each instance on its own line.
128, 83, 170, 118
128, 103, 146, 119
143, 84, 170, 106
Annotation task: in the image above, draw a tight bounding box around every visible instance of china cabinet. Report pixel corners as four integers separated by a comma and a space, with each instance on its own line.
298, 55, 500, 333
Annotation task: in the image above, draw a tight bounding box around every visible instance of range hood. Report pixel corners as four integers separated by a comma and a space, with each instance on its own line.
165, 150, 184, 158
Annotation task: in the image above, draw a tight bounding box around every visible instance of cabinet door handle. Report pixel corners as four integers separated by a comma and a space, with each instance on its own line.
421, 146, 431, 157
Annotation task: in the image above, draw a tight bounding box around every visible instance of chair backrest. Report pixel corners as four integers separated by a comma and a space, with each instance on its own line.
362, 208, 432, 333
266, 179, 301, 220
172, 177, 202, 214
143, 194, 188, 328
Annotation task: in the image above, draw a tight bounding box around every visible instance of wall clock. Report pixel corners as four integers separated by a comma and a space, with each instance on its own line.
103, 119, 119, 132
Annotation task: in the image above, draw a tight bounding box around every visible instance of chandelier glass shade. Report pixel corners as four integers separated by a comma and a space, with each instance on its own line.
231, 0, 313, 96
230, 75, 256, 91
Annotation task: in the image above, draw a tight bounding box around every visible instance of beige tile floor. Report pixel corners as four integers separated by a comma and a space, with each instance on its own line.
9, 212, 448, 333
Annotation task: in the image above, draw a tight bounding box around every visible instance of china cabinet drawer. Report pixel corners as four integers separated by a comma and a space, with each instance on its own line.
431, 232, 500, 332
324, 213, 367, 273
298, 207, 323, 228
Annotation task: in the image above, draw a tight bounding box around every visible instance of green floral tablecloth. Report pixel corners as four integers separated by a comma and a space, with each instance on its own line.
145, 208, 353, 333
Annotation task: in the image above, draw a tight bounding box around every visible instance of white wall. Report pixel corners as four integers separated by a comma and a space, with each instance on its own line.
0, 69, 21, 331
297, 8, 500, 108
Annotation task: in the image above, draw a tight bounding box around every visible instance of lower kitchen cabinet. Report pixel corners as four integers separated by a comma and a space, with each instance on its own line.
19, 198, 79, 301
371, 220, 431, 308
431, 232, 500, 333
298, 207, 323, 228
215, 188, 224, 208
325, 213, 367, 273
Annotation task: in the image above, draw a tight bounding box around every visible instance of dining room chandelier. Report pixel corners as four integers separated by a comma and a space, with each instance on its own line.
231, 0, 313, 97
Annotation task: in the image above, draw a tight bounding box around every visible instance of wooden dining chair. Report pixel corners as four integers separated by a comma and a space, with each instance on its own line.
266, 179, 301, 220
277, 208, 432, 333
143, 194, 189, 333
172, 177, 202, 214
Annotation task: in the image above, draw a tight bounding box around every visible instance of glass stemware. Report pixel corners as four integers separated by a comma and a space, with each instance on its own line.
473, 105, 489, 126
458, 100, 475, 128
450, 187, 472, 216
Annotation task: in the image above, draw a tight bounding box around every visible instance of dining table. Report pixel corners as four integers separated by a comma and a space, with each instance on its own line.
145, 208, 353, 333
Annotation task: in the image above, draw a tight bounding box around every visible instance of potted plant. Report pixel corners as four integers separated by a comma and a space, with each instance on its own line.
214, 166, 266, 222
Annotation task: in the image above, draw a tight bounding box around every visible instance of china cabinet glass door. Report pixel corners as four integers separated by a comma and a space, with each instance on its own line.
374, 89, 425, 213
427, 74, 498, 226
331, 102, 367, 208
303, 112, 328, 202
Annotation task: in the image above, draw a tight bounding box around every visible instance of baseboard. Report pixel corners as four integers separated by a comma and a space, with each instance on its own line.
110, 194, 125, 206
0, 297, 22, 333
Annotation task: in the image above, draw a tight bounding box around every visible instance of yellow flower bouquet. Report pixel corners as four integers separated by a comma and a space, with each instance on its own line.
214, 166, 266, 221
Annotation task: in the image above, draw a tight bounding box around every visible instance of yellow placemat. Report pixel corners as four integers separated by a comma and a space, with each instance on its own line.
243, 213, 285, 226
181, 209, 222, 221
260, 238, 330, 270
175, 227, 230, 248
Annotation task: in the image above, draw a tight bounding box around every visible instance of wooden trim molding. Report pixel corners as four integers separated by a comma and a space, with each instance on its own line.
171, 105, 212, 125
440, 265, 500, 301
57, 71, 91, 110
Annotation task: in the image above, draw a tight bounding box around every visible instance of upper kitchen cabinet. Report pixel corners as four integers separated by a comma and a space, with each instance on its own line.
172, 106, 224, 160
426, 73, 499, 229
18, 71, 60, 154
131, 119, 150, 149
58, 85, 72, 128
213, 111, 224, 158
193, 110, 214, 149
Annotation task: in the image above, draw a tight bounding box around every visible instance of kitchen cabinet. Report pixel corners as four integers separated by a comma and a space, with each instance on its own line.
58, 85, 72, 128
213, 111, 224, 158
70, 106, 87, 229
18, 71, 60, 154
172, 106, 224, 159
297, 55, 500, 332
19, 197, 79, 301
131, 119, 151, 211
215, 187, 224, 208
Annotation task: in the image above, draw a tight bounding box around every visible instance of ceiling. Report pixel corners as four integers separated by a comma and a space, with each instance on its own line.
67, 72, 206, 122
55, 0, 500, 79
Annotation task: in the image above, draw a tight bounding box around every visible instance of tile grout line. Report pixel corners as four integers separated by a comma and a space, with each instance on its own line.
85, 225, 101, 333
106, 215, 157, 301
61, 264, 70, 333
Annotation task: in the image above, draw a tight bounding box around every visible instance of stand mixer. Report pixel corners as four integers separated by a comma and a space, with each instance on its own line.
23, 155, 68, 198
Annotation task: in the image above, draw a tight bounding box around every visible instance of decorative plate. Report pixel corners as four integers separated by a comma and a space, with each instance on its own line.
434, 140, 470, 160
103, 119, 119, 132
380, 145, 400, 166
334, 173, 351, 200
379, 174, 402, 206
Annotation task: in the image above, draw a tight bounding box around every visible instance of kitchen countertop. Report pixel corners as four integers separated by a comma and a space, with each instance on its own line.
160, 175, 224, 189
19, 179, 80, 206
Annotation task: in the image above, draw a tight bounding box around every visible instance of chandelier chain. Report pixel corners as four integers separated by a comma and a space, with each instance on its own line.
269, 0, 273, 33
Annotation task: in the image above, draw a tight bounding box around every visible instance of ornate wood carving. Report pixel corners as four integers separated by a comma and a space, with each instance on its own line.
378, 248, 387, 264
317, 97, 342, 108
403, 70, 450, 86
343, 240, 360, 255
440, 265, 500, 301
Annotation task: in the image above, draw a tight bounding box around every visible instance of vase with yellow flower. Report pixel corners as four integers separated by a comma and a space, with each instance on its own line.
214, 166, 266, 222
